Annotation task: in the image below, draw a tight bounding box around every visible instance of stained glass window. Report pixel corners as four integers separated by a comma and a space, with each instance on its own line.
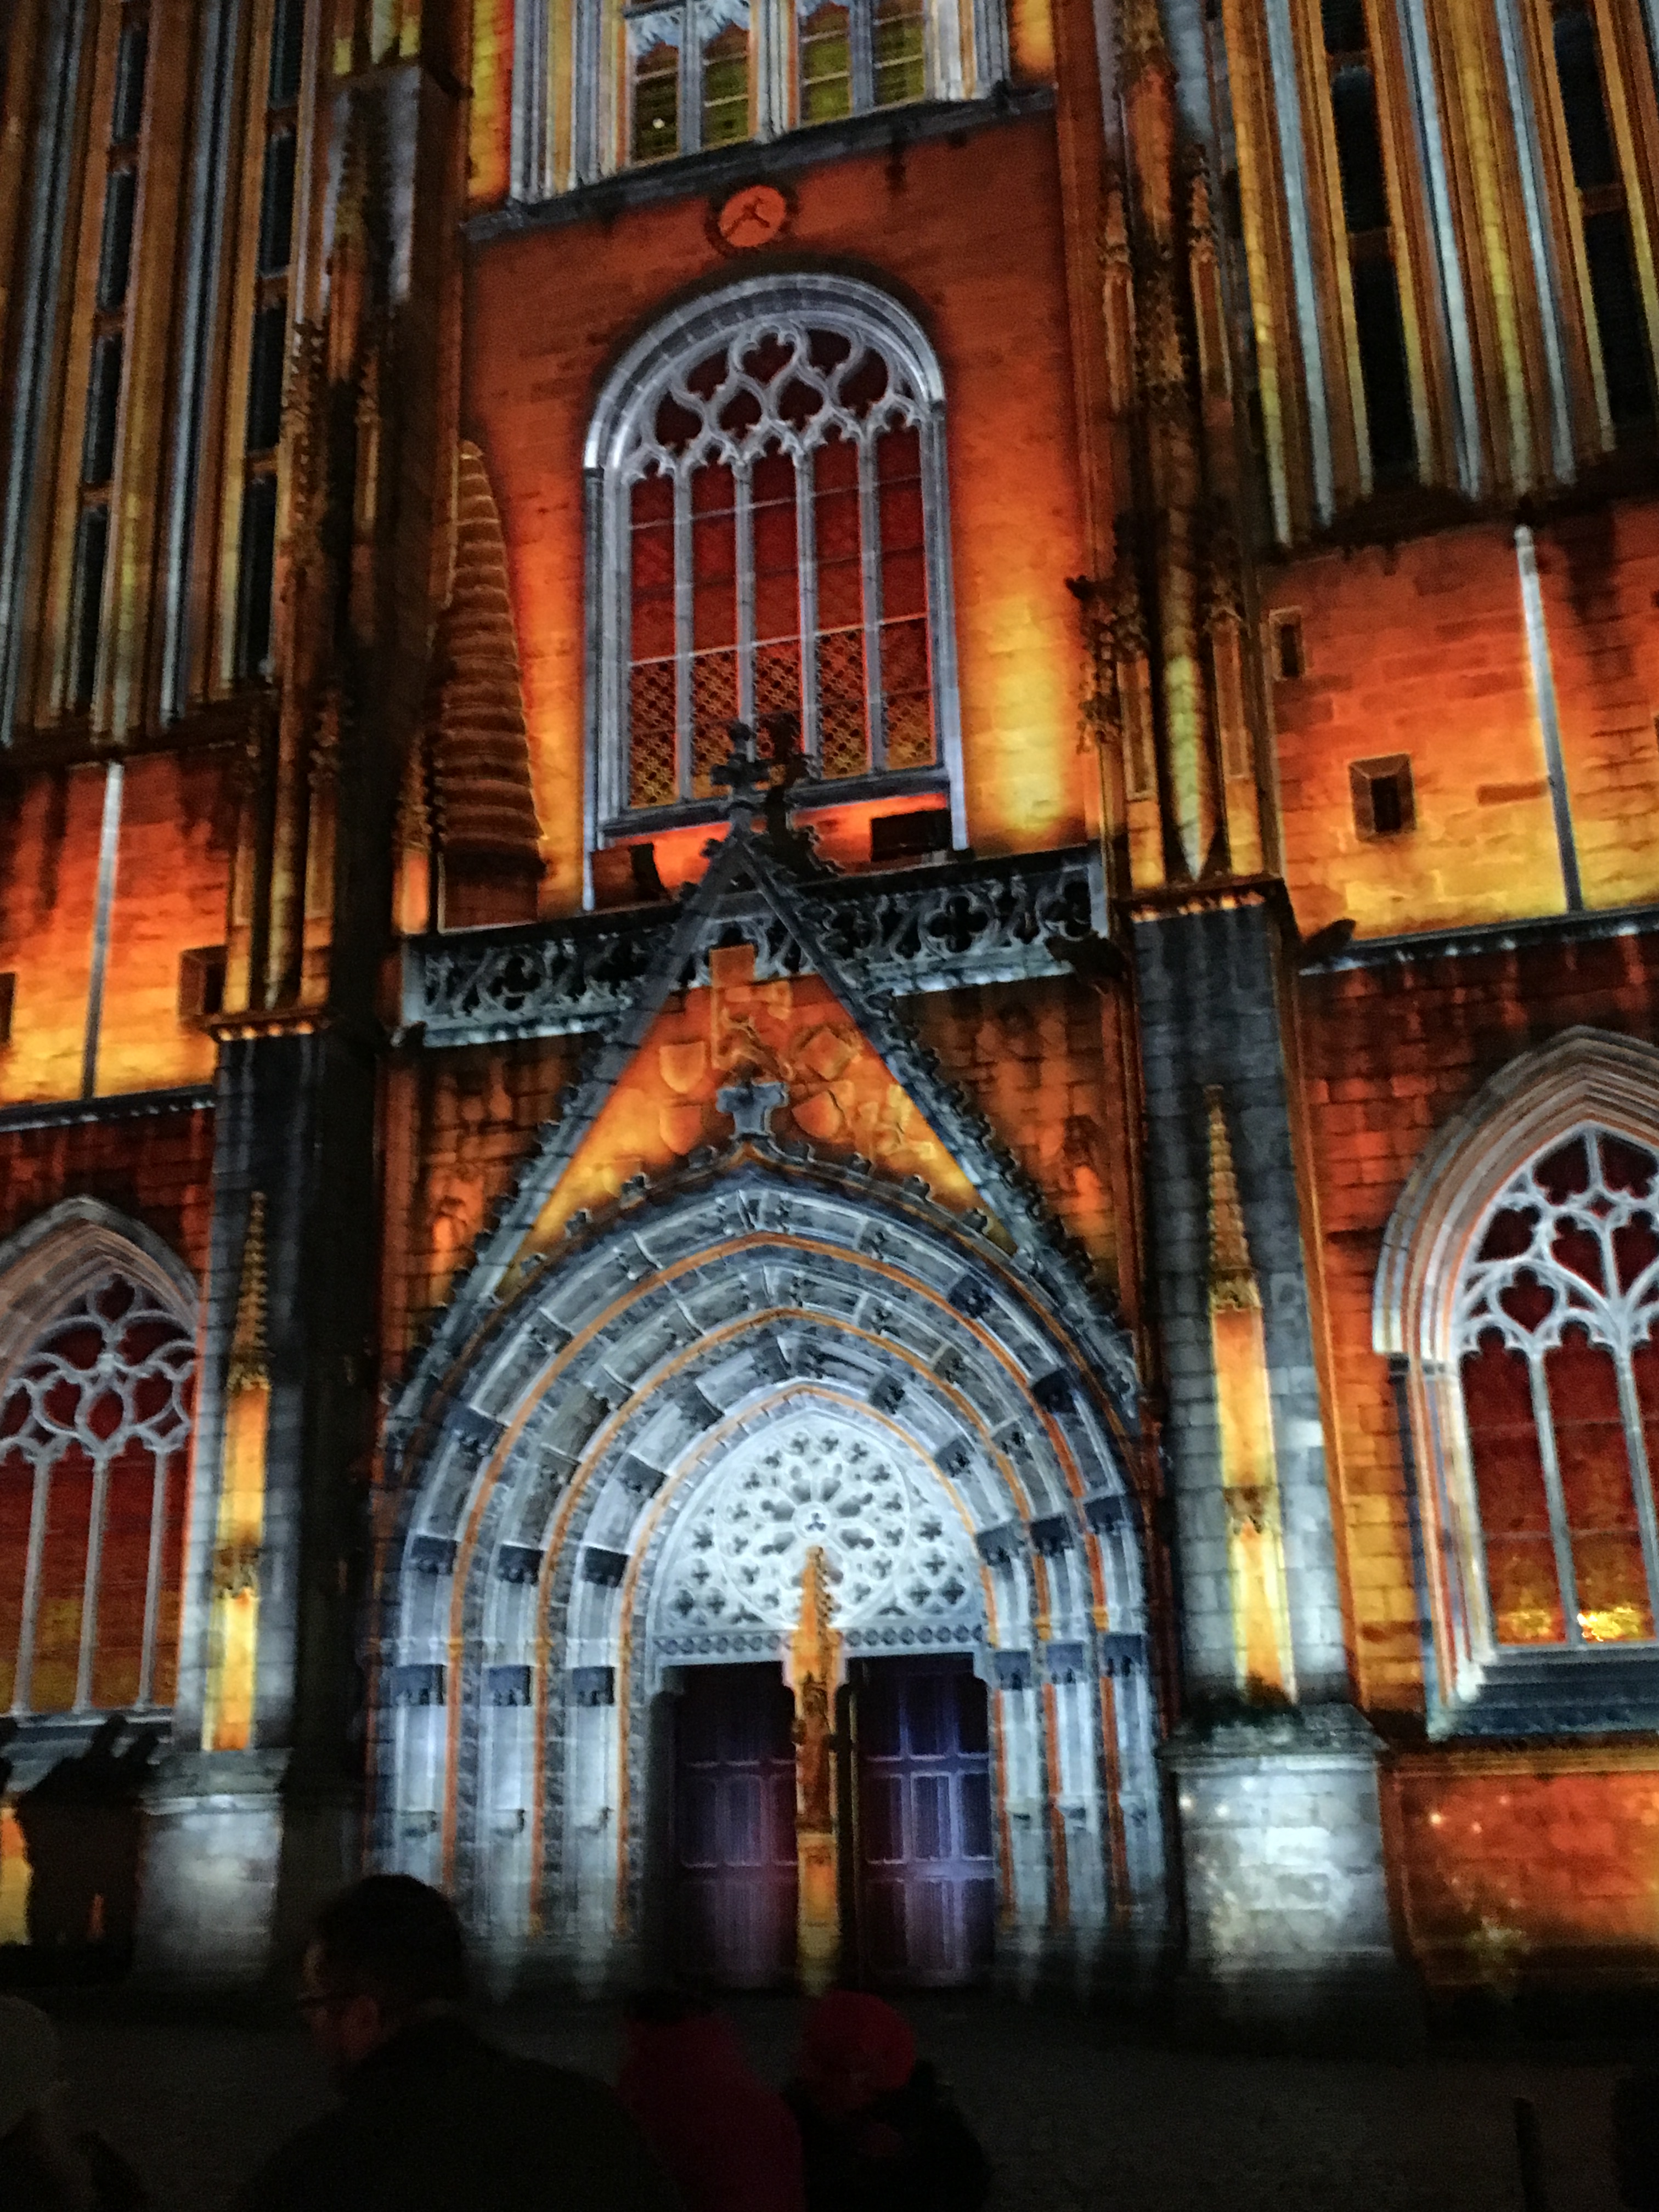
872, 0, 926, 108
800, 2, 853, 120
614, 308, 940, 810
0, 1266, 195, 1713
627, 2, 751, 163
1455, 1128, 1659, 1649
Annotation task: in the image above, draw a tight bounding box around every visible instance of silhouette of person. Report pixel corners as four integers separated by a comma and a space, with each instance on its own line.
14, 1718, 157, 1974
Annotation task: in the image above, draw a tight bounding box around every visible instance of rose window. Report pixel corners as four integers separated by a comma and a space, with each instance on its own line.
659, 1411, 979, 1634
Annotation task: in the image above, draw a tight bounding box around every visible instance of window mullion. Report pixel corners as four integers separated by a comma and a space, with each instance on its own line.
76, 1451, 112, 1711
1615, 1348, 1659, 1633
11, 1455, 53, 1715
1431, 1366, 1484, 1680
137, 1440, 171, 1706
850, 0, 875, 111
682, 1, 702, 154
797, 448, 821, 771
1527, 1346, 1584, 1645
736, 459, 757, 725
857, 430, 885, 772
754, 0, 782, 137
673, 464, 695, 800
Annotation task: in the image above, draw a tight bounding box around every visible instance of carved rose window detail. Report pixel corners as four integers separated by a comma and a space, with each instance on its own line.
658, 1412, 979, 1634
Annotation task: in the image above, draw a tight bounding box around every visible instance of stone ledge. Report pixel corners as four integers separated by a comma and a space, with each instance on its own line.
1161, 1701, 1384, 1767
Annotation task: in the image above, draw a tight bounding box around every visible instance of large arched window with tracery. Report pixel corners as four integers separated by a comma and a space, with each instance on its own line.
1455, 1126, 1659, 1650
0, 1231, 195, 1716
1377, 1039, 1659, 1730
585, 276, 962, 859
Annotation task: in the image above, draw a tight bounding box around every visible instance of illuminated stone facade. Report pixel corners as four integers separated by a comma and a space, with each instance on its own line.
1, 0, 1658, 2025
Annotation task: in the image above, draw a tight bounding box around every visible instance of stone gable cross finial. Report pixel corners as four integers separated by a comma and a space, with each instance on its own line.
712, 720, 770, 814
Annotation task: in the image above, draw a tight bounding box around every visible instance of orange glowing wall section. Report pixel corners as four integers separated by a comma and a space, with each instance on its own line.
469, 0, 514, 209
1271, 504, 1659, 941
0, 769, 102, 1102
0, 754, 232, 1105
520, 949, 980, 1256
464, 115, 1090, 916
93, 753, 233, 1096
1386, 1751, 1659, 1989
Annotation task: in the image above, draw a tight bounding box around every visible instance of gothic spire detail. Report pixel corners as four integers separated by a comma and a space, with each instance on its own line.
1205, 1090, 1260, 1312
430, 443, 543, 895
228, 1194, 271, 1395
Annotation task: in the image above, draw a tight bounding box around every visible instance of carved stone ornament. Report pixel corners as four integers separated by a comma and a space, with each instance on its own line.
654, 1409, 981, 1638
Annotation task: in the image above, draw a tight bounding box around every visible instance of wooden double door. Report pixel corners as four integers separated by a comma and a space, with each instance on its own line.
671, 1657, 995, 1990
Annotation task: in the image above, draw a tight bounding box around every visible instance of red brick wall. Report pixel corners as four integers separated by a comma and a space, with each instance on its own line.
1268, 498, 1659, 941
912, 976, 1123, 1280
0, 751, 234, 1105
0, 1103, 215, 1281
1385, 1748, 1659, 1988
382, 1039, 581, 1372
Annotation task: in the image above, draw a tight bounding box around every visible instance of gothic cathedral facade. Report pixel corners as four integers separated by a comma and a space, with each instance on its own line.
2, 0, 1659, 2028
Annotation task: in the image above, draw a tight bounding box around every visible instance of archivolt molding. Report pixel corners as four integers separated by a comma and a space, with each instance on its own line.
1374, 1028, 1659, 1364
375, 1145, 1161, 1942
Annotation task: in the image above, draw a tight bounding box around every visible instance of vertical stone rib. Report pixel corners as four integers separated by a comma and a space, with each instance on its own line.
1205, 1089, 1296, 1702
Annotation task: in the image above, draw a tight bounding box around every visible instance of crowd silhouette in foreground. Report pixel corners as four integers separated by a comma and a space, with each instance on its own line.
0, 1873, 992, 2211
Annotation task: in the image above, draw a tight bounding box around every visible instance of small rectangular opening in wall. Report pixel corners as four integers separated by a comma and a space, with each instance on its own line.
0, 973, 14, 1045
178, 946, 227, 1022
1269, 611, 1305, 681
1350, 754, 1415, 839
870, 808, 951, 864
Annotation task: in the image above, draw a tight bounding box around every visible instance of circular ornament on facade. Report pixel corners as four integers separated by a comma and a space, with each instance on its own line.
653, 1409, 981, 1637
712, 182, 791, 253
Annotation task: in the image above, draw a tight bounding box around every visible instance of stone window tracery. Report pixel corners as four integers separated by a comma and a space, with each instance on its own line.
588, 278, 963, 858
0, 1267, 195, 1714
653, 1410, 981, 1641
1455, 1126, 1659, 1650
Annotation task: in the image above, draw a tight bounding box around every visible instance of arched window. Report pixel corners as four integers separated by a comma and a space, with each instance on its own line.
1457, 1128, 1659, 1649
585, 276, 962, 864
0, 1213, 196, 1717
1376, 1031, 1659, 1730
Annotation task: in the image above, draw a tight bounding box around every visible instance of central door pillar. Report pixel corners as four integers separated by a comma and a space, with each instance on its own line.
788, 1547, 843, 1994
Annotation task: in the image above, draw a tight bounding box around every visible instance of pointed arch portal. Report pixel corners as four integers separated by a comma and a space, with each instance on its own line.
376, 1143, 1165, 1990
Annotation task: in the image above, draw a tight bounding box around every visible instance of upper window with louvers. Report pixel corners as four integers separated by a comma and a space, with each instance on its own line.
611, 308, 942, 824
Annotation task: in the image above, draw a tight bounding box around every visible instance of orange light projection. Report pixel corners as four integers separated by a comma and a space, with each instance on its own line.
1389, 1754, 1659, 1989
522, 945, 981, 1255
469, 0, 513, 208
466, 116, 1089, 916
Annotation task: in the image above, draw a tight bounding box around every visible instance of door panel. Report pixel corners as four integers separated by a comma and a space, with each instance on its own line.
855, 1658, 996, 1988
673, 1664, 798, 1989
